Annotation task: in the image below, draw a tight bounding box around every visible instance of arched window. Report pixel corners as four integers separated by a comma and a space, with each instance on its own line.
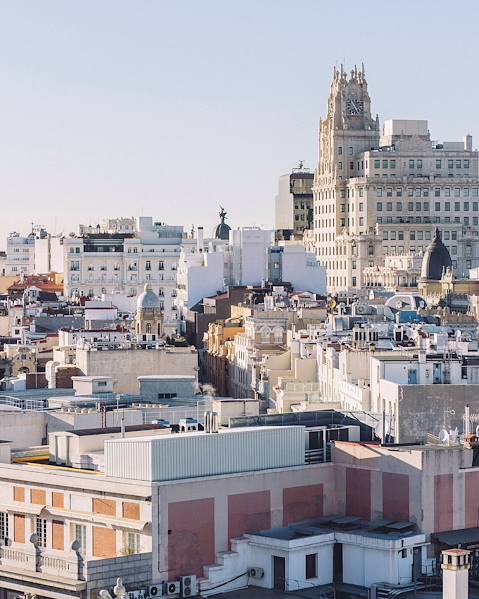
260, 326, 271, 343
273, 327, 283, 343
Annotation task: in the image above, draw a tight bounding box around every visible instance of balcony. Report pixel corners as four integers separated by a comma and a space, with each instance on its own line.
0, 544, 152, 594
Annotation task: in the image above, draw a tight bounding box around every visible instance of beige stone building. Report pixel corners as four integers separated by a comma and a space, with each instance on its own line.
313, 65, 479, 292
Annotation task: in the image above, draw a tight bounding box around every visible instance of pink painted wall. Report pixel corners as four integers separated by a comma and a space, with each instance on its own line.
382, 472, 409, 521
228, 490, 271, 541
346, 468, 371, 520
168, 497, 215, 578
283, 484, 323, 526
434, 474, 453, 533
465, 471, 479, 528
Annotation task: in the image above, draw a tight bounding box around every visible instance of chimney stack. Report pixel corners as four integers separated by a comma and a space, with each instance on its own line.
442, 548, 470, 599
197, 227, 204, 253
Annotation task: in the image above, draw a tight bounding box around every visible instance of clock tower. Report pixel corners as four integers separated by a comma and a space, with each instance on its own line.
318, 63, 379, 181
313, 64, 381, 292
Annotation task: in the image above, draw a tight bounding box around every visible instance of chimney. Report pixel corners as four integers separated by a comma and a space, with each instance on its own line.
442, 548, 470, 599
197, 227, 204, 253
464, 134, 473, 151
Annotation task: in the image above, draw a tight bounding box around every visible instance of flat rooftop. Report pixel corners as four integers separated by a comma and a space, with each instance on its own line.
255, 515, 419, 542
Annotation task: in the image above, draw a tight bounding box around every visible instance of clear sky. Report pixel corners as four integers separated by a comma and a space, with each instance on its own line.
1, 0, 478, 247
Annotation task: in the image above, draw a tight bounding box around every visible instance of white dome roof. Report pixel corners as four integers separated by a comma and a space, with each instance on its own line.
136, 283, 161, 310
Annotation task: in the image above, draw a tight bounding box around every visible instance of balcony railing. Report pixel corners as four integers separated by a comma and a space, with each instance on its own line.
0, 544, 82, 581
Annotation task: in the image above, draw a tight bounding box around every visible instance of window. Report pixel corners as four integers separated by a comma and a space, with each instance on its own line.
445, 188, 451, 197
145, 260, 151, 271
338, 161, 342, 170
417, 159, 423, 169
436, 159, 441, 169
396, 188, 402, 197
159, 261, 164, 270
435, 188, 441, 197
390, 231, 397, 240
423, 202, 429, 211
455, 202, 460, 212
383, 159, 388, 168
409, 159, 414, 169
398, 231, 404, 240
377, 202, 383, 211
448, 160, 454, 169
410, 231, 416, 240
383, 231, 388, 240
124, 532, 140, 554
435, 202, 440, 211
464, 159, 470, 169
408, 202, 414, 211
407, 188, 414, 197
338, 146, 343, 155
396, 202, 402, 211
350, 162, 354, 170
390, 159, 396, 169
445, 202, 450, 211
0, 512, 8, 541
359, 202, 364, 212
374, 159, 380, 169
36, 517, 47, 548
456, 159, 462, 169
454, 188, 461, 197
465, 202, 470, 211
359, 217, 364, 226
416, 202, 421, 211
72, 523, 86, 554
464, 188, 470, 198
387, 202, 392, 211
306, 553, 317, 579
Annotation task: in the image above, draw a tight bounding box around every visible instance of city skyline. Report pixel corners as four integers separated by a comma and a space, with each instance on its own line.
1, 0, 479, 247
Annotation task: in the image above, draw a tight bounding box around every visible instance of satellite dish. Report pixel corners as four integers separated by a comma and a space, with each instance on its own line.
439, 429, 449, 445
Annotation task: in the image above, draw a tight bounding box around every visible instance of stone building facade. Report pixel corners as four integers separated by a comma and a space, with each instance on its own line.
313, 65, 479, 292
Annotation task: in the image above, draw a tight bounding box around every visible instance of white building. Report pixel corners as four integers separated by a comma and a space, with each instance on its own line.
63, 216, 184, 335
313, 64, 479, 292
34, 233, 64, 274
224, 227, 275, 286
269, 243, 327, 293
176, 227, 226, 311
5, 232, 35, 276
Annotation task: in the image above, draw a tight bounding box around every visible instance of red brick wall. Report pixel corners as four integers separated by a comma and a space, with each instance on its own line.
434, 474, 453, 532
168, 498, 215, 578
382, 472, 409, 521
346, 468, 371, 520
227, 491, 271, 542
283, 484, 323, 526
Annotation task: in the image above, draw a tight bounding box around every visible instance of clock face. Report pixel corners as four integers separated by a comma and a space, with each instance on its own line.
346, 98, 364, 116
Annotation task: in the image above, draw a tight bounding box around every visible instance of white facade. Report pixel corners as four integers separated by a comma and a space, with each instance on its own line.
313, 65, 479, 292
63, 216, 184, 335
176, 229, 226, 311
275, 243, 327, 293
5, 232, 35, 276
224, 228, 274, 286
34, 234, 63, 274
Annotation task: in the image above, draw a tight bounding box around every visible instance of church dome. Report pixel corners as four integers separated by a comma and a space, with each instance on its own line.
420, 228, 452, 281
136, 283, 161, 309
213, 207, 231, 240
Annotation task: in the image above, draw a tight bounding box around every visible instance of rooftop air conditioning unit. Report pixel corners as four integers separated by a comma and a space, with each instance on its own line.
248, 567, 264, 579
149, 583, 163, 597
180, 575, 197, 597
166, 581, 180, 596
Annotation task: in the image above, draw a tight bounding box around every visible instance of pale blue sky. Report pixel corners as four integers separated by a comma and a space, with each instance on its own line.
1, 0, 478, 247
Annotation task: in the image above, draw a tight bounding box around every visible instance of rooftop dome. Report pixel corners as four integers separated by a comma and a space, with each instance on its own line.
420, 228, 452, 281
213, 206, 231, 240
136, 283, 161, 310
